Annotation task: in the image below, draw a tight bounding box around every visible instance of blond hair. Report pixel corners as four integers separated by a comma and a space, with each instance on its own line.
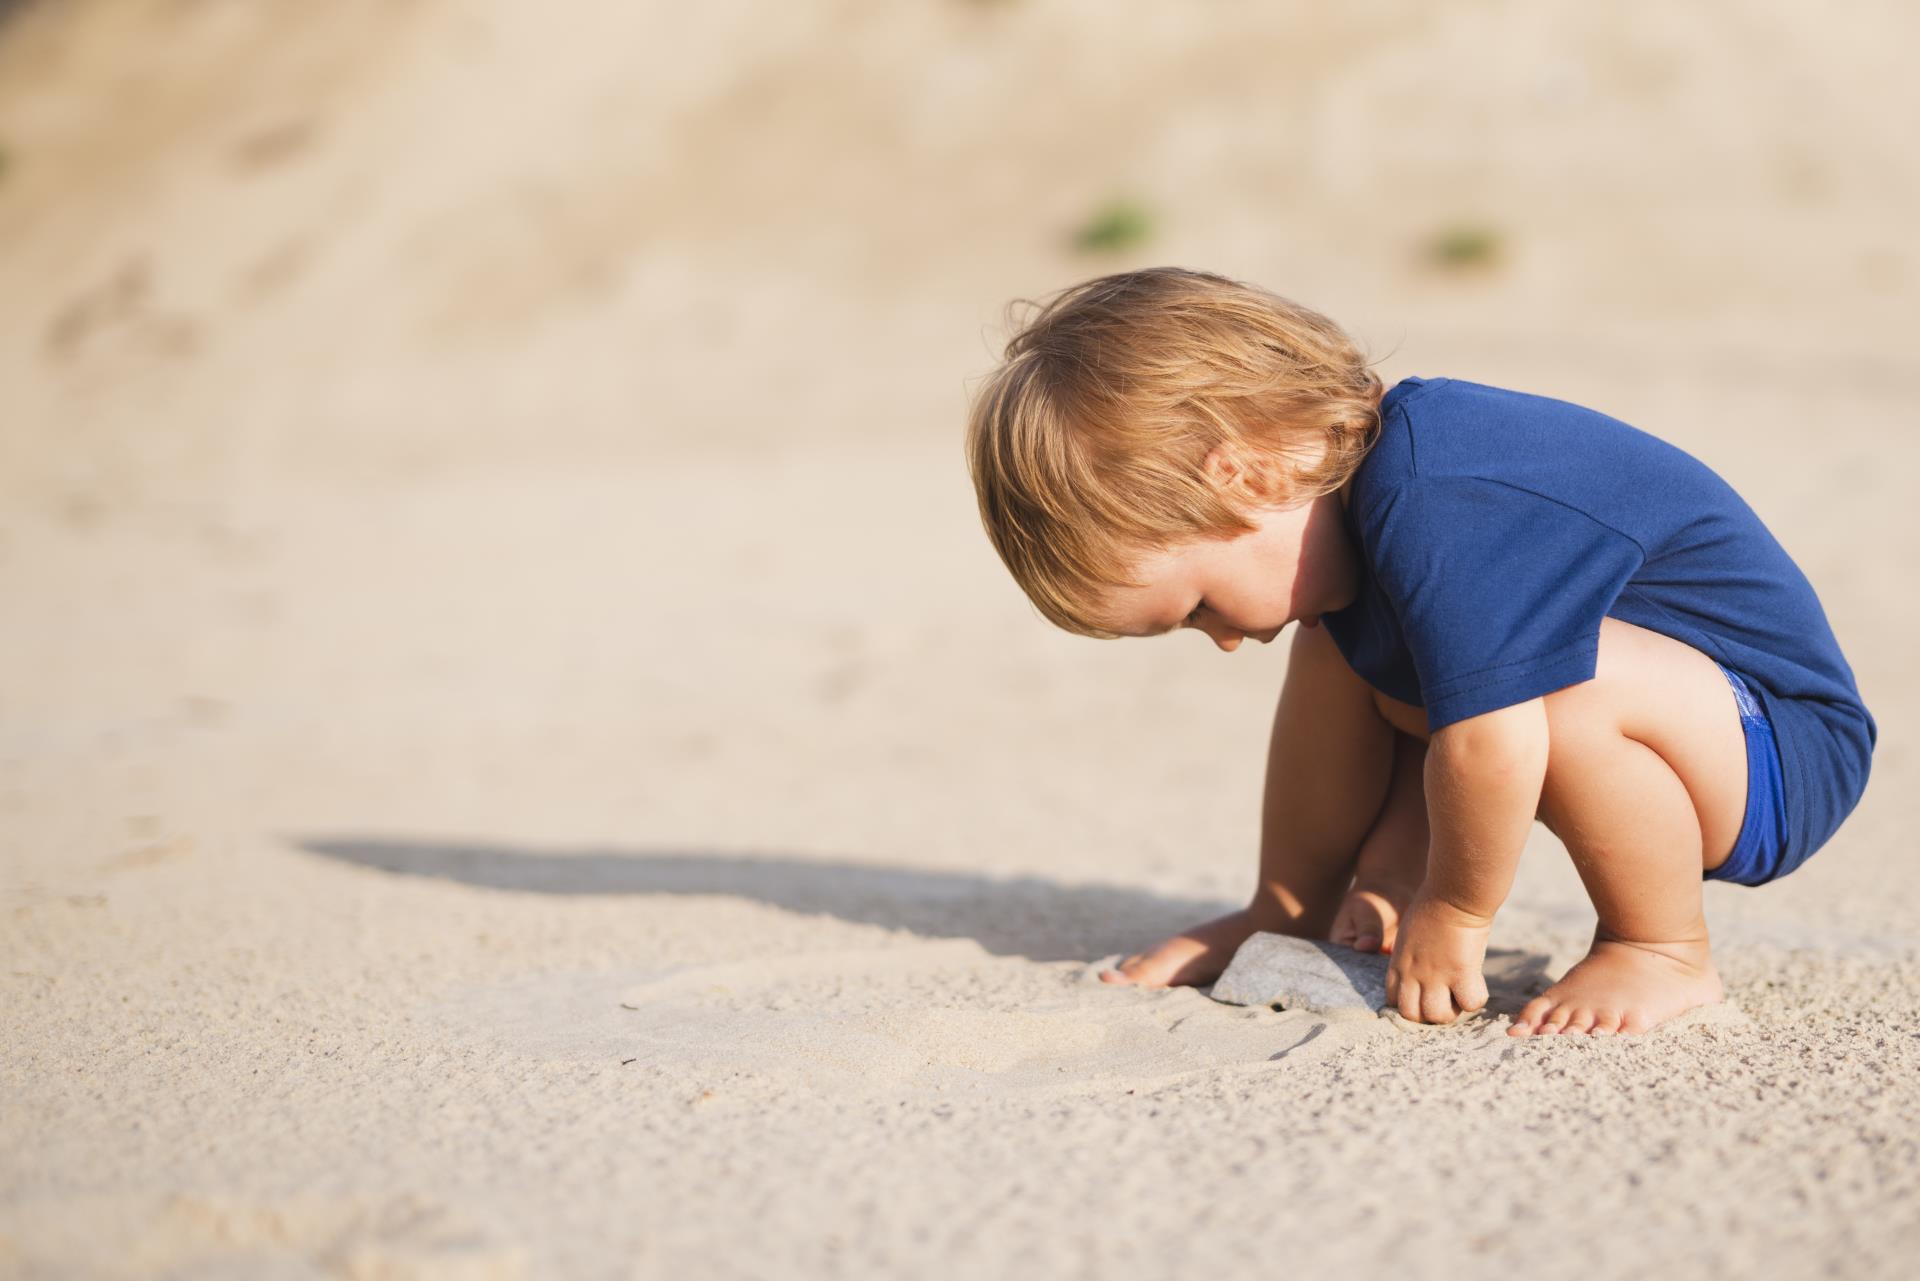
965, 267, 1384, 637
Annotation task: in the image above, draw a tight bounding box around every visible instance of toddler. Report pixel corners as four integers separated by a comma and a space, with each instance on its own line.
964, 268, 1875, 1035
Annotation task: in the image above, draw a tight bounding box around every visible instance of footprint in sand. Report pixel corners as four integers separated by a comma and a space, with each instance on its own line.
431, 940, 1118, 1089
428, 938, 1382, 1093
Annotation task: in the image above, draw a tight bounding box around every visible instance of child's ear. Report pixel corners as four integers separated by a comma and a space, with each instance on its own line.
1202, 442, 1283, 503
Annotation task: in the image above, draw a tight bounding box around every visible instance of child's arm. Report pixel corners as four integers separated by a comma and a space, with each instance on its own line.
1386, 699, 1550, 1023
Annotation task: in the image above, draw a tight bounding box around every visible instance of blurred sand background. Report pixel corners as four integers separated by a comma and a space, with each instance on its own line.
3, 1, 1917, 1277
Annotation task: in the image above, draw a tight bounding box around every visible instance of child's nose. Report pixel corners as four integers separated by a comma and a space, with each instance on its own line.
1183, 614, 1244, 652
1207, 625, 1243, 652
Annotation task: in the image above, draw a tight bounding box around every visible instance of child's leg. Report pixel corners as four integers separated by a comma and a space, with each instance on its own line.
1330, 731, 1432, 953
1101, 622, 1399, 986
1510, 617, 1748, 1035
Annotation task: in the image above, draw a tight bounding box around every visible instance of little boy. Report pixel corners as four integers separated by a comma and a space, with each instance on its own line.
965, 267, 1875, 1036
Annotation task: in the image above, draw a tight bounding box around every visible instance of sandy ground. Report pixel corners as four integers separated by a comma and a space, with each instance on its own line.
3, 2, 1919, 1277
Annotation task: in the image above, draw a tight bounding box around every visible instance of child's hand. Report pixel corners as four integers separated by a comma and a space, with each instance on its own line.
1385, 894, 1492, 1024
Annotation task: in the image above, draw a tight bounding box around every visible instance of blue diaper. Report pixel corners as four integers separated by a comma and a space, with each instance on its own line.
1703, 663, 1792, 886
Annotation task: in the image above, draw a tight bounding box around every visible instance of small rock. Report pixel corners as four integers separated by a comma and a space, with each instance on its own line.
1209, 933, 1389, 1014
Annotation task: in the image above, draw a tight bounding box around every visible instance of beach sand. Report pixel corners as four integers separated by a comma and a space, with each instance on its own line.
3, 2, 1917, 1277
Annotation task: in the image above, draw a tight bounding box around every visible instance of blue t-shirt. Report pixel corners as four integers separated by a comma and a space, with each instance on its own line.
1322, 376, 1875, 864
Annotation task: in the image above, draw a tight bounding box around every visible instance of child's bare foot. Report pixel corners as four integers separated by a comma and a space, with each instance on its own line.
1328, 879, 1417, 953
1102, 877, 1419, 987
1508, 936, 1723, 1036
1099, 905, 1281, 987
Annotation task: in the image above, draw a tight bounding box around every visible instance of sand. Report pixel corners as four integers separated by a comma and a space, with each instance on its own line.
3, 1, 1919, 1277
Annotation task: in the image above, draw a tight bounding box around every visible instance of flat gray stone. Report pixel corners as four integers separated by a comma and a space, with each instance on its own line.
1208, 933, 1389, 1014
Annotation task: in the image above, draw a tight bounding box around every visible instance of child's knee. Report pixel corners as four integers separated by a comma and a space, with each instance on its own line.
1537, 618, 1682, 746
1535, 675, 1635, 828
1533, 627, 1747, 864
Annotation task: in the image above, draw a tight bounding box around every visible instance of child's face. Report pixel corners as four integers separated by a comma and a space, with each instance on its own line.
1096, 483, 1359, 651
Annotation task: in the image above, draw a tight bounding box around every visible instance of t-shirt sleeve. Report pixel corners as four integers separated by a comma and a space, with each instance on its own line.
1365, 476, 1646, 731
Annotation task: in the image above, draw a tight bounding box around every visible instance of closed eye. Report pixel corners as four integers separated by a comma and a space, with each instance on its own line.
1185, 601, 1205, 625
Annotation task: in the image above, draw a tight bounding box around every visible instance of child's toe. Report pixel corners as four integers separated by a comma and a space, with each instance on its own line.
1561, 1009, 1598, 1034
1535, 1005, 1572, 1035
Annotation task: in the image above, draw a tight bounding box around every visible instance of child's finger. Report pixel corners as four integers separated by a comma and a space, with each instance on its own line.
1419, 984, 1458, 1025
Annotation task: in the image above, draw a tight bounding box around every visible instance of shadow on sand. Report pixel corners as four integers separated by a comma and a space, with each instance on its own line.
295, 836, 1556, 1002
295, 835, 1240, 964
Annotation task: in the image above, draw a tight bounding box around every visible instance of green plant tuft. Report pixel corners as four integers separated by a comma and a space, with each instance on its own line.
1427, 223, 1503, 269
1072, 198, 1155, 254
